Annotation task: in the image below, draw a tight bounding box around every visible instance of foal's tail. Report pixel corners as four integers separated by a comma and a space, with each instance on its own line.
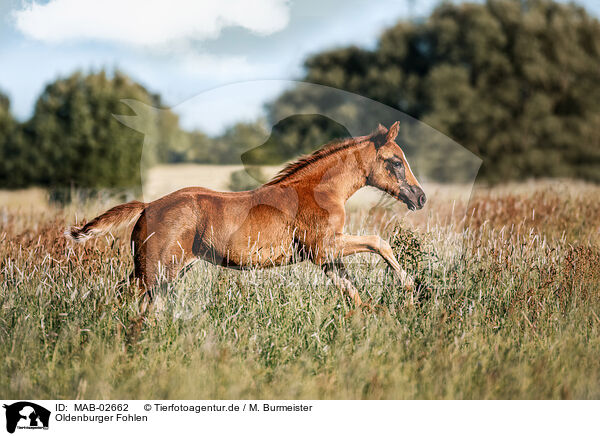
64, 200, 146, 243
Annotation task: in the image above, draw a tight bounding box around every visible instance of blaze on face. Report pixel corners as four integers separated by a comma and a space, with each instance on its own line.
368, 121, 426, 211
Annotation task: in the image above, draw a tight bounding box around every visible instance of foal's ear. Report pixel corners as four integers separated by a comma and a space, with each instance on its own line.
386, 121, 400, 142
373, 123, 389, 148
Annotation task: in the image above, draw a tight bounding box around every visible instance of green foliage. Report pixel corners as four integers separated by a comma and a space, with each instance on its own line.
27, 71, 155, 192
0, 71, 185, 194
0, 92, 14, 144
390, 225, 439, 291
0, 92, 17, 186
150, 105, 189, 167
170, 121, 270, 165
227, 166, 266, 191
390, 225, 428, 272
213, 121, 269, 164
268, 0, 600, 183
0, 92, 31, 188
168, 130, 209, 163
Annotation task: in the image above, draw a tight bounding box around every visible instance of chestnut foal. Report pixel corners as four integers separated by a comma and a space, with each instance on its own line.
66, 121, 426, 307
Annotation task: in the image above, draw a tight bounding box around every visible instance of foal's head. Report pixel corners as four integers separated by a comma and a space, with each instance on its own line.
367, 121, 426, 211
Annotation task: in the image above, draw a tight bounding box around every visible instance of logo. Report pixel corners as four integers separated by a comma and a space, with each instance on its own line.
2, 402, 50, 434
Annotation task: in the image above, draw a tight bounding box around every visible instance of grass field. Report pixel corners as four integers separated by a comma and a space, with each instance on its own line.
1, 171, 599, 399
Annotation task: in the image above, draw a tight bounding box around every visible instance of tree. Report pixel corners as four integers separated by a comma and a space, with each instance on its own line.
0, 92, 15, 186
25, 70, 181, 194
268, 0, 600, 183
0, 92, 29, 188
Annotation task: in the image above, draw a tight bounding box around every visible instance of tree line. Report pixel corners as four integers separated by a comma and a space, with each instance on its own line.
0, 0, 599, 193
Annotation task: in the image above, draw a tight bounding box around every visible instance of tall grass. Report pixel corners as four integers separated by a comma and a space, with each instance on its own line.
1, 180, 599, 399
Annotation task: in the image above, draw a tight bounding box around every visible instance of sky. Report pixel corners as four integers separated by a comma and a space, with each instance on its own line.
1, 0, 599, 135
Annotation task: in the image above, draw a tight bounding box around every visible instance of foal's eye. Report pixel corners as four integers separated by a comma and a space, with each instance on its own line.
393, 160, 405, 177
386, 159, 404, 174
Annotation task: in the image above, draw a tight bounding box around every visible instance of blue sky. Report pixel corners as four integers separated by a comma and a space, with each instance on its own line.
1, 0, 598, 134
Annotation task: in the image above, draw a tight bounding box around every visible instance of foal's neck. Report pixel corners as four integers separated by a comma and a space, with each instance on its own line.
311, 142, 374, 203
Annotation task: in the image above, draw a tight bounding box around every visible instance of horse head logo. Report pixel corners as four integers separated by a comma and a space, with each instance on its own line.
3, 402, 51, 434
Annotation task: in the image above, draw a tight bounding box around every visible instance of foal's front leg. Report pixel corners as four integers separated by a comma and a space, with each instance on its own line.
328, 234, 414, 288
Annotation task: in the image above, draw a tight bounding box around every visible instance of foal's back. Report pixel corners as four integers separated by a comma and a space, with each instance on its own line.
133, 185, 307, 273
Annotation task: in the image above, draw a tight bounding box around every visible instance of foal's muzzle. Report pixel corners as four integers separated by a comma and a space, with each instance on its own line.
401, 185, 426, 211
417, 191, 427, 208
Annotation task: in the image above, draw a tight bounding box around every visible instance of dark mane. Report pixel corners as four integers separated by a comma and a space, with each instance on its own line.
264, 125, 387, 186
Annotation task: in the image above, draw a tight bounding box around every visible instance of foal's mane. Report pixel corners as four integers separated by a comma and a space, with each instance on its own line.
264, 125, 387, 186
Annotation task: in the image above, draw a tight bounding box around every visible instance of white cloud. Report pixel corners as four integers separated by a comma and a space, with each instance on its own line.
13, 0, 290, 46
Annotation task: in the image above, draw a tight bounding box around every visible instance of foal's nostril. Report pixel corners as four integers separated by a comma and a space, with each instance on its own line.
418, 193, 426, 207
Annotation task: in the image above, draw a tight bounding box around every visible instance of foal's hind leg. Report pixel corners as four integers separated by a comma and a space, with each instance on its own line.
134, 254, 193, 310
127, 255, 188, 333
322, 261, 362, 306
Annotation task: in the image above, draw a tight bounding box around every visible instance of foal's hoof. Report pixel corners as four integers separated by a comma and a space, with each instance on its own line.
126, 317, 144, 343
359, 299, 375, 313
126, 314, 154, 343
361, 299, 388, 315
394, 271, 414, 289
344, 309, 357, 319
